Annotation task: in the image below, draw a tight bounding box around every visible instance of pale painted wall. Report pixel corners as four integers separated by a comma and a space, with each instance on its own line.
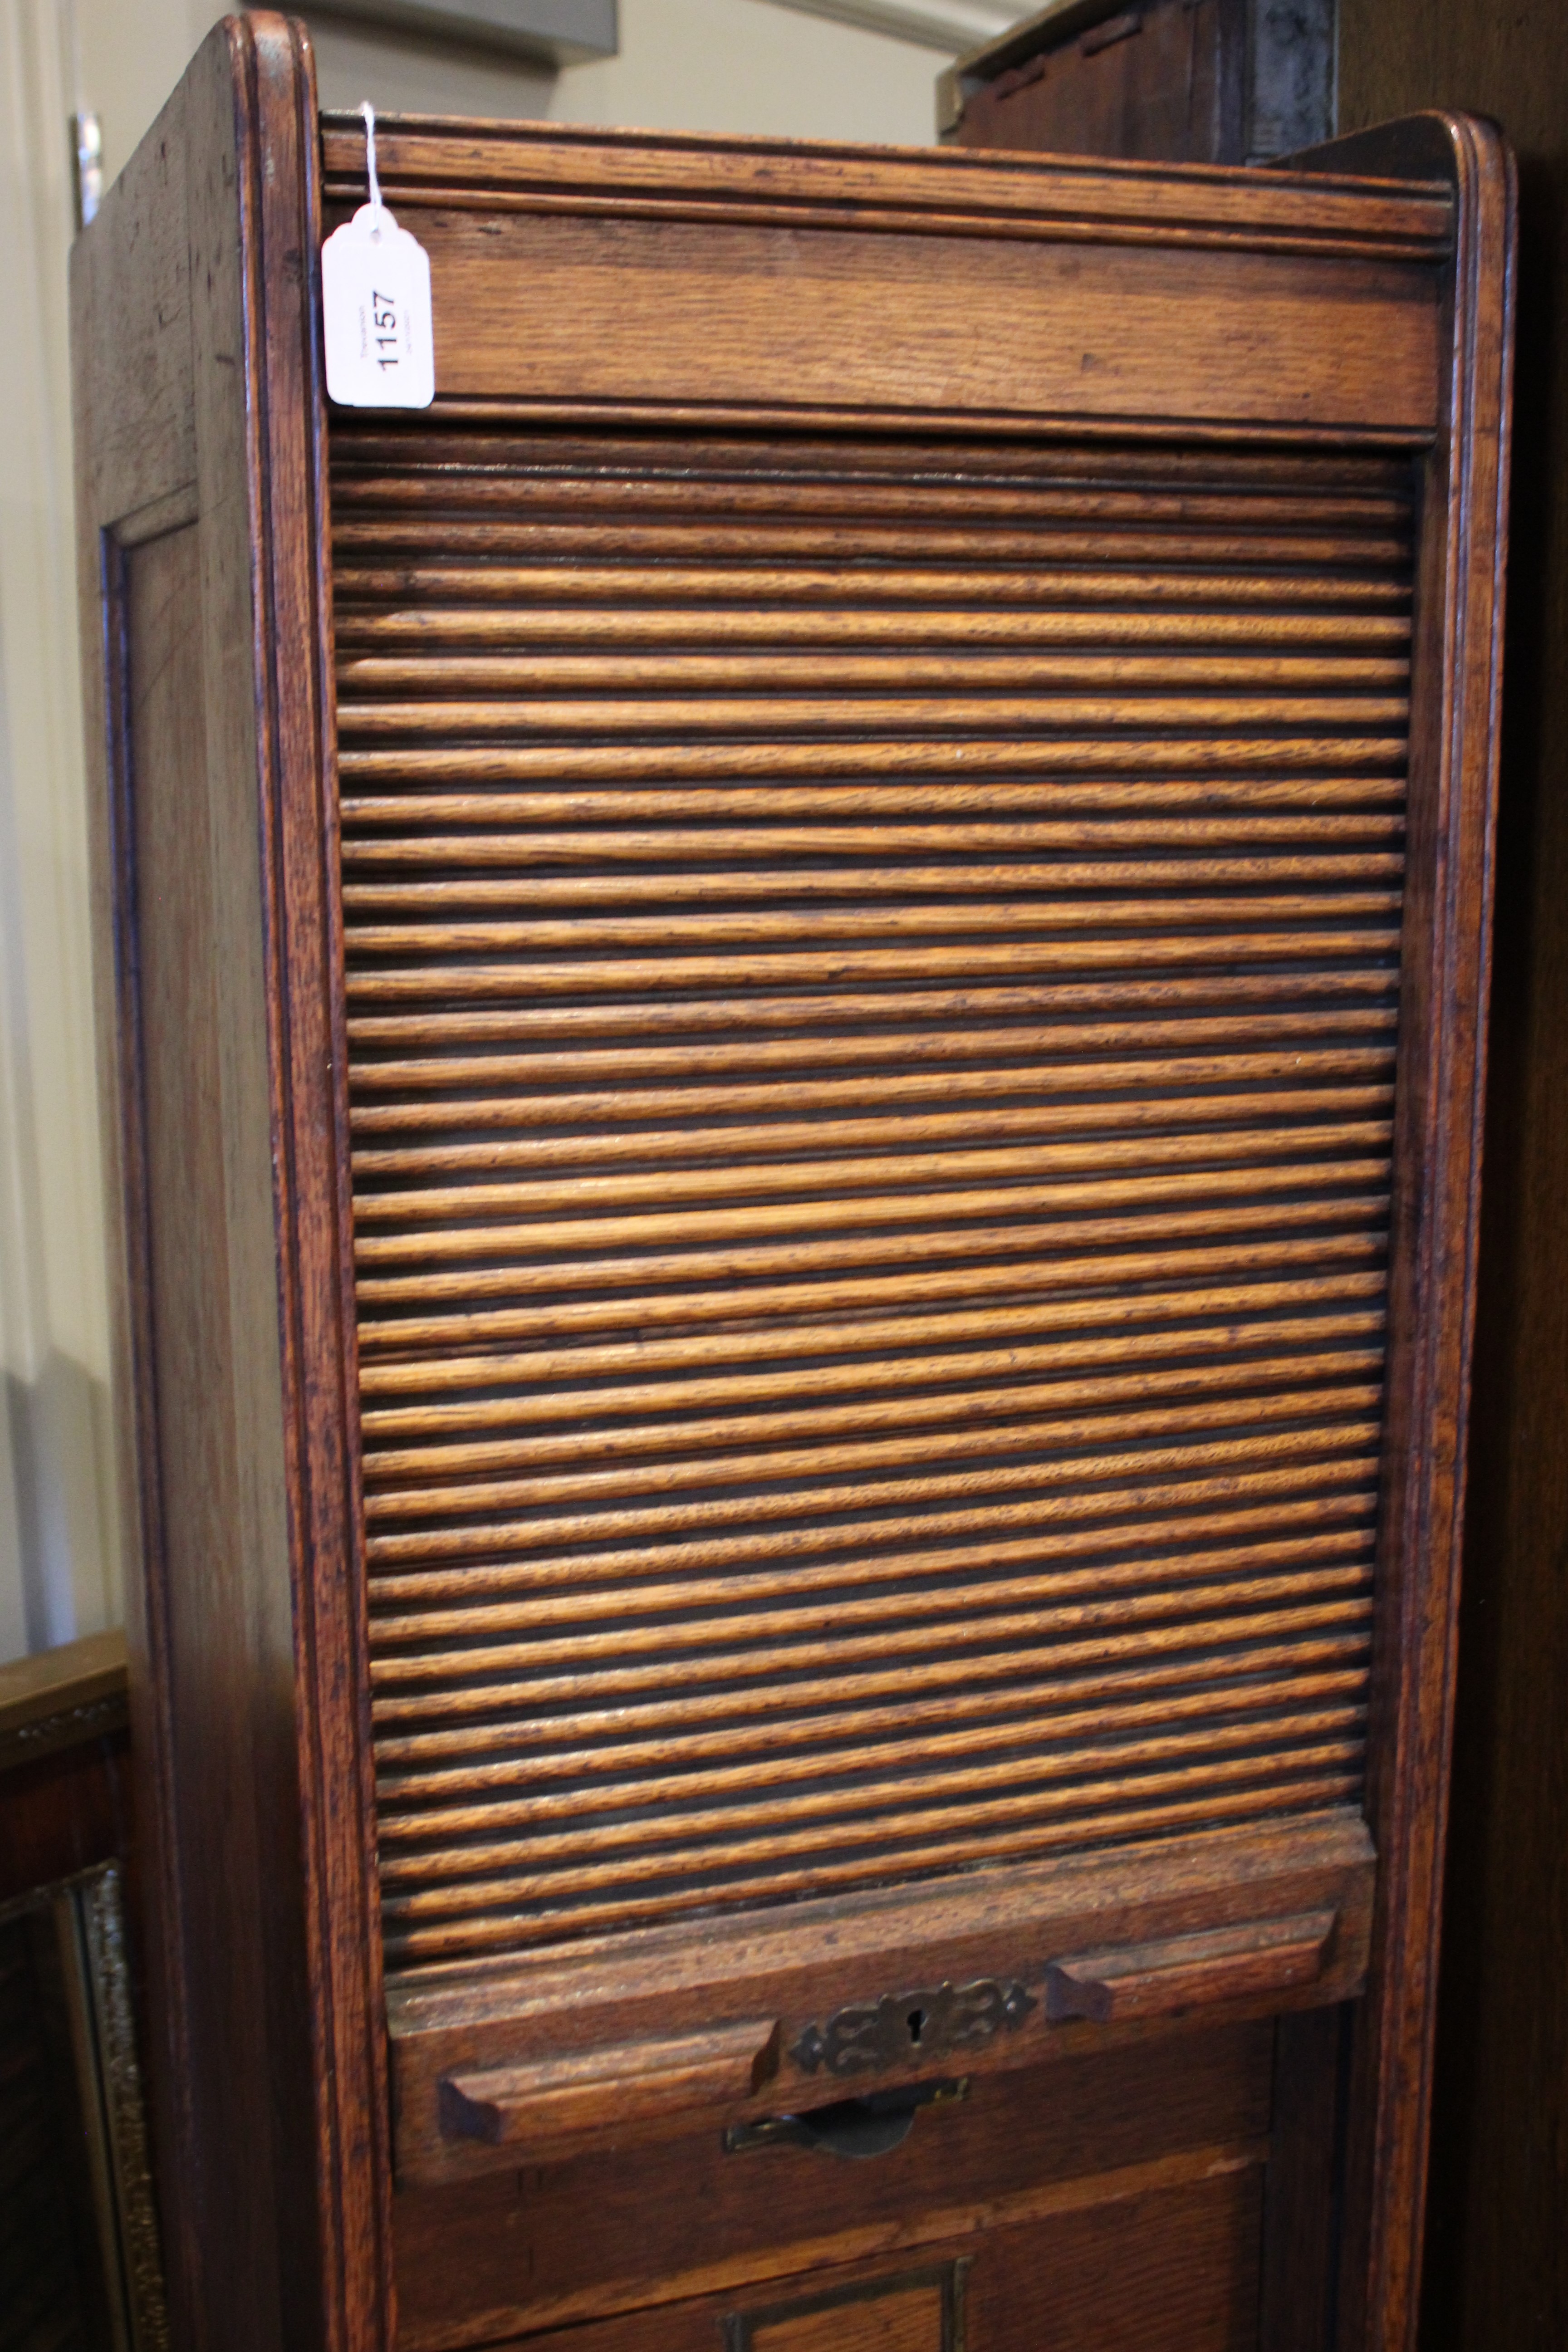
81, 0, 960, 181
0, 0, 988, 1663
0, 0, 120, 1659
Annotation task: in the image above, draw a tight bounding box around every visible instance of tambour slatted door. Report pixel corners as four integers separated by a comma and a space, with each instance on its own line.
70, 23, 1513, 2352
334, 429, 1408, 1969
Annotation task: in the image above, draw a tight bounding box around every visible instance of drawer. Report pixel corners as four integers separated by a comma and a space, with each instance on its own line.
476, 2168, 1264, 2351
394, 2021, 1272, 2348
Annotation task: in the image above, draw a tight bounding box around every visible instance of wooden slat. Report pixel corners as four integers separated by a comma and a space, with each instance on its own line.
341, 862, 1407, 911
333, 424, 1412, 1975
368, 1443, 1381, 1583
339, 739, 1409, 785
376, 1749, 1368, 1896
348, 1039, 1398, 1121
338, 652, 1411, 694
376, 1656, 1371, 1803
372, 1616, 1377, 1771
370, 1515, 1379, 1641
330, 520, 1413, 568
341, 823, 1410, 872
342, 781, 1411, 828
349, 1129, 1396, 1226
380, 1766, 1367, 1962
378, 1704, 1370, 1853
363, 1420, 1384, 1578
365, 1511, 1381, 1644
328, 470, 1411, 524
353, 1154, 1392, 1271
349, 1093, 1396, 1188
372, 1627, 1373, 1768
355, 1230, 1387, 1352
354, 1189, 1392, 1315
335, 591, 1413, 640
360, 1327, 1387, 1513
329, 433, 1419, 484
355, 1273, 1388, 1406
337, 694, 1413, 739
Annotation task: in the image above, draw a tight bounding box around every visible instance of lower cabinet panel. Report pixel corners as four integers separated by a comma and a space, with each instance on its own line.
965, 2172, 1264, 2350
394, 2024, 1273, 2350
472, 2172, 1264, 2352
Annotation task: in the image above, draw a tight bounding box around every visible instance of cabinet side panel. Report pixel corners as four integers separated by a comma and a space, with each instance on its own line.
69, 68, 201, 2347
70, 83, 196, 536
174, 20, 392, 2346
73, 21, 390, 2349
123, 523, 288, 2350
178, 39, 335, 2347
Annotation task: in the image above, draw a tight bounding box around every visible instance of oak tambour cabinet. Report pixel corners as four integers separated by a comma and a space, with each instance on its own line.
69, 20, 1513, 2352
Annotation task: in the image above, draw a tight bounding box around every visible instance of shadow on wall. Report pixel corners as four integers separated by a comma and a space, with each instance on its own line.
2, 1354, 119, 1659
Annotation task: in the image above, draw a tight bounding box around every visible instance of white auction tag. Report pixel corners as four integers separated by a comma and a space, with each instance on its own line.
322, 104, 434, 409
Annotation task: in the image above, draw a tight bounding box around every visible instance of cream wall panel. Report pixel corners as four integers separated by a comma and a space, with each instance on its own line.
548, 0, 948, 142
0, 0, 120, 1656
84, 0, 957, 185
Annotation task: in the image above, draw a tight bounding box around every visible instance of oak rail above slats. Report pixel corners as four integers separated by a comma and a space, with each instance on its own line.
319, 123, 1452, 435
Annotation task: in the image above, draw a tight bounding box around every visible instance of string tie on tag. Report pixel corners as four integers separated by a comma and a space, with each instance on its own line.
322, 98, 434, 407
360, 98, 384, 238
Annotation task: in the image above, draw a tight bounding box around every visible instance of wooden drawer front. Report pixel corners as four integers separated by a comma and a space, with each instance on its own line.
393, 2022, 1270, 2345
966, 2171, 1263, 2351
336, 424, 1406, 1978
473, 2171, 1262, 2351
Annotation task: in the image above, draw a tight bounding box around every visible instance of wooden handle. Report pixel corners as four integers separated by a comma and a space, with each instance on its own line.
441, 2017, 781, 2155
1044, 1909, 1337, 2024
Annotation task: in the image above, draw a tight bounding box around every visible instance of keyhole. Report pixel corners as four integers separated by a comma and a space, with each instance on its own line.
906, 2008, 926, 2046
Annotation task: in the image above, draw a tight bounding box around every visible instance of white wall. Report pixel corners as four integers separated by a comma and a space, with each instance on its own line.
81, 0, 960, 178
0, 0, 121, 1658
543, 0, 947, 144
0, 0, 984, 1662
307, 0, 949, 146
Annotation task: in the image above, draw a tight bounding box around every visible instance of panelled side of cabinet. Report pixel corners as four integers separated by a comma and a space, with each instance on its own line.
71, 20, 390, 2352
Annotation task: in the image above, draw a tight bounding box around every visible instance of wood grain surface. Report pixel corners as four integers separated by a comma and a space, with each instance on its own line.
315, 114, 1451, 256
393, 2019, 1270, 2344
1281, 115, 1516, 2352
72, 19, 392, 2352
337, 428, 1409, 1976
1337, 16, 1568, 2352
314, 117, 1452, 440
73, 31, 1514, 2351
461, 2164, 1262, 2350
1043, 1909, 1335, 2022
949, 0, 1244, 167
0, 1632, 131, 1921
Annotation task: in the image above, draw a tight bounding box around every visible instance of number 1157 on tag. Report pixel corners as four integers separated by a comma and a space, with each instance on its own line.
322, 201, 435, 409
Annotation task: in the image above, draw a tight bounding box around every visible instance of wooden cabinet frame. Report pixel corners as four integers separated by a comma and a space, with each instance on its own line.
71, 20, 1513, 2350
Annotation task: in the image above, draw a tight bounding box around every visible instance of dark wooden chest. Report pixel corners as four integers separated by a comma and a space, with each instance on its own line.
70, 22, 1514, 2350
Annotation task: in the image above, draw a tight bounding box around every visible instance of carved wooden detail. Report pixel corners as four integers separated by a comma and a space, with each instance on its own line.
1044, 1909, 1336, 2024
439, 2016, 781, 2157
